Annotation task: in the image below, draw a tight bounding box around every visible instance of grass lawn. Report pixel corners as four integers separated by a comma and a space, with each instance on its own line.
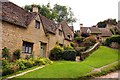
14, 46, 118, 78
82, 46, 119, 68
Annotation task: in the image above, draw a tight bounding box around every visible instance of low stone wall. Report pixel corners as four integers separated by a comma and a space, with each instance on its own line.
81, 42, 100, 60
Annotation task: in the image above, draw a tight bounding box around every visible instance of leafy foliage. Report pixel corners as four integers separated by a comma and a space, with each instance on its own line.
83, 36, 97, 46
2, 47, 11, 60
13, 49, 21, 59
97, 21, 106, 28
2, 58, 52, 76
24, 3, 76, 24
62, 50, 77, 61
64, 45, 74, 50
49, 46, 63, 60
104, 35, 120, 46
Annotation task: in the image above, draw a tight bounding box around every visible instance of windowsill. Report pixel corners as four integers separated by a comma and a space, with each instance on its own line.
22, 52, 32, 54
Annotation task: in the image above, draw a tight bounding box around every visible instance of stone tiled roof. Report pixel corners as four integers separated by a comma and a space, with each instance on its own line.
99, 28, 112, 37
1, 1, 37, 28
40, 15, 58, 34
69, 26, 74, 31
80, 27, 101, 34
60, 21, 74, 41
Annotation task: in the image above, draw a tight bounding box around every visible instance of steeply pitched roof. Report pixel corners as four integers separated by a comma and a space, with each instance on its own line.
80, 27, 101, 34
99, 28, 112, 37
40, 15, 58, 34
60, 21, 74, 41
69, 26, 74, 31
1, 1, 37, 28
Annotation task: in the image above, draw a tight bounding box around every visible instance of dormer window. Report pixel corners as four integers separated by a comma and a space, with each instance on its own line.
35, 20, 40, 29
67, 34, 71, 39
87, 28, 91, 33
59, 29, 62, 36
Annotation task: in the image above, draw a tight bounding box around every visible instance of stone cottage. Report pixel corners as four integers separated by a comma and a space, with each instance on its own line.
79, 24, 113, 41
1, 1, 74, 58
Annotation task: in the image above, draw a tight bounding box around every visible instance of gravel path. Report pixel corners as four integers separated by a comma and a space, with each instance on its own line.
97, 70, 120, 78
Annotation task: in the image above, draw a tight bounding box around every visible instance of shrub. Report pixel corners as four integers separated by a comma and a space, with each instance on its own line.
62, 50, 77, 61
74, 36, 84, 43
70, 42, 74, 47
49, 46, 63, 60
16, 59, 27, 70
105, 35, 120, 46
2, 64, 14, 76
64, 46, 74, 50
2, 60, 9, 66
13, 49, 21, 59
83, 36, 96, 46
2, 47, 11, 60
2, 58, 52, 76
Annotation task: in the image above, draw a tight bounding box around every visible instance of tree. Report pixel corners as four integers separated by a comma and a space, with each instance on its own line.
97, 21, 106, 28
24, 3, 76, 24
53, 4, 76, 23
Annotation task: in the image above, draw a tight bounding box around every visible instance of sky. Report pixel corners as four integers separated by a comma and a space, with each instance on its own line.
8, 0, 119, 30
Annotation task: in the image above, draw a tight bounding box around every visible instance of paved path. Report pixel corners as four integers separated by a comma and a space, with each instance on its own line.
4, 65, 45, 80
97, 70, 120, 78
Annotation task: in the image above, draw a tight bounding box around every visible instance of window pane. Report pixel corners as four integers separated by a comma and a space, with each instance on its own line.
22, 41, 33, 54
29, 47, 32, 53
35, 20, 40, 29
22, 46, 25, 52
26, 47, 29, 53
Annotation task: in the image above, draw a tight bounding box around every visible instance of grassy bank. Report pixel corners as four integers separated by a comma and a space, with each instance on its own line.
11, 46, 119, 78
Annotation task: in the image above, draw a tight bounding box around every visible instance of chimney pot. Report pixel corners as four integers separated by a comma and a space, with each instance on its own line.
80, 24, 83, 27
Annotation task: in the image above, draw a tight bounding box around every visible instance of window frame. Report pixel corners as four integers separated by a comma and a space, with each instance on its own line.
59, 29, 62, 36
35, 20, 40, 29
22, 41, 33, 54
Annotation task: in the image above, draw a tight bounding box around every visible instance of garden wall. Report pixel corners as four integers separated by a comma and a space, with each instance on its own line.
81, 42, 100, 60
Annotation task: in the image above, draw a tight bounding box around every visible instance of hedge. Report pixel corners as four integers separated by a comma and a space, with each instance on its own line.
105, 35, 120, 46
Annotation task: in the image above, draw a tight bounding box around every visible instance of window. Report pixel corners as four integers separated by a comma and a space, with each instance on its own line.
67, 34, 71, 39
59, 29, 62, 36
22, 41, 33, 54
35, 20, 40, 29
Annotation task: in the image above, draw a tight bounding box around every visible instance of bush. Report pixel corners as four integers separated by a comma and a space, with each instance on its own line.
13, 49, 21, 59
16, 59, 27, 70
70, 42, 74, 47
64, 46, 74, 50
49, 46, 63, 60
2, 58, 53, 76
2, 65, 14, 76
62, 50, 77, 61
2, 60, 9, 66
83, 36, 96, 46
105, 35, 120, 46
2, 47, 11, 60
74, 36, 84, 43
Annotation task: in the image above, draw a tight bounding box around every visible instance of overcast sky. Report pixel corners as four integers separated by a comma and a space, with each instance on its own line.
9, 0, 119, 30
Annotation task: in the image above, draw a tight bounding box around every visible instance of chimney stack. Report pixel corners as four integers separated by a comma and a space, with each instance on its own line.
80, 24, 83, 28
32, 5, 38, 13
80, 23, 83, 30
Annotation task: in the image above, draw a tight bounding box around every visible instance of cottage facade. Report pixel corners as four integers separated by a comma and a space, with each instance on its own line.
1, 1, 74, 58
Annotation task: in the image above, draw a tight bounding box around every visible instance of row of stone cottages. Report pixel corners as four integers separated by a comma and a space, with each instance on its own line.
1, 2, 74, 58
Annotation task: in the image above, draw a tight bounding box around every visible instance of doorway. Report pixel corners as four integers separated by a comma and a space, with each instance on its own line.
40, 42, 46, 57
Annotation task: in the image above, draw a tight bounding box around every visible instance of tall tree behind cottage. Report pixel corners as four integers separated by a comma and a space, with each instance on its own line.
24, 3, 76, 24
